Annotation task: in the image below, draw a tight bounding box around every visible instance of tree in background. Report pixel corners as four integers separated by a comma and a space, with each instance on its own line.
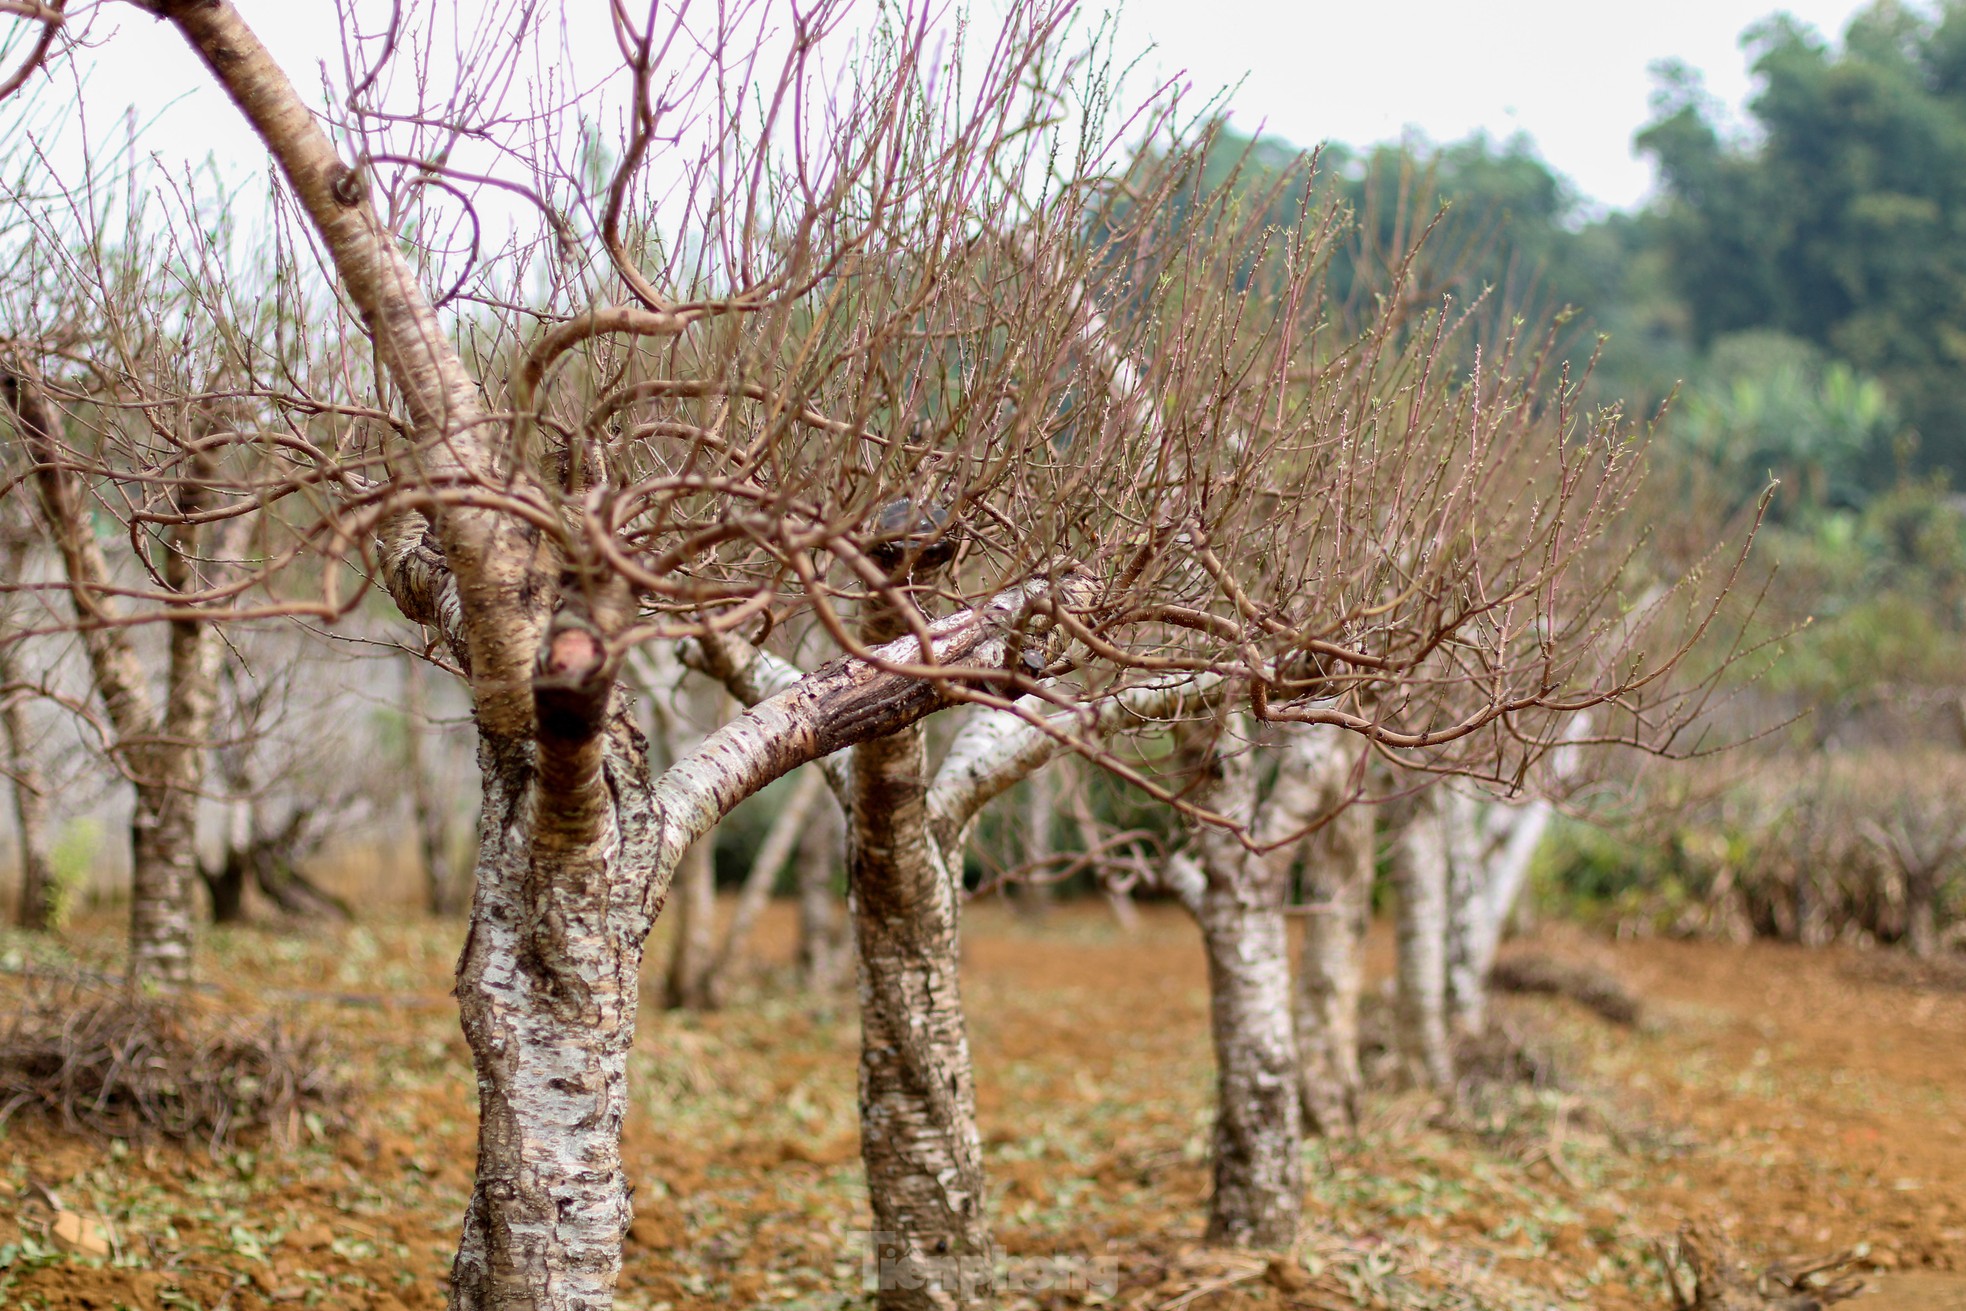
1640, 1, 1966, 479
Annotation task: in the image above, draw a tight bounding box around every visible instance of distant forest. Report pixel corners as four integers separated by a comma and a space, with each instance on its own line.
1227, 1, 1966, 503
1205, 1, 1966, 719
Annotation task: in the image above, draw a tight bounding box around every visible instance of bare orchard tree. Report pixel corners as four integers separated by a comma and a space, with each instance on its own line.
0, 2, 1749, 1306
0, 369, 248, 985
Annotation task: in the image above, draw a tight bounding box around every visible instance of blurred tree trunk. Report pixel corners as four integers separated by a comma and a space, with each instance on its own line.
704, 766, 825, 1004
5, 371, 217, 986
1392, 791, 1454, 1091
1446, 795, 1555, 1036
404, 659, 463, 917
1014, 768, 1055, 918
1296, 777, 1373, 1138
662, 838, 718, 1009
1905, 868, 1940, 959
1195, 872, 1300, 1246
1441, 790, 1489, 1041
797, 791, 850, 990
1, 537, 54, 930
655, 674, 722, 1010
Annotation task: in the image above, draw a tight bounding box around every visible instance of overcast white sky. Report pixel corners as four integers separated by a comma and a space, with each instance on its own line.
1108, 0, 1881, 210
18, 0, 1885, 213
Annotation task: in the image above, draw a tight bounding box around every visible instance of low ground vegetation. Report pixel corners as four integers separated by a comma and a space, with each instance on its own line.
1, 900, 1958, 1311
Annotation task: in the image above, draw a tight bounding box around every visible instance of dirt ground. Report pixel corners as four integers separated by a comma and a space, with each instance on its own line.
0, 900, 1961, 1309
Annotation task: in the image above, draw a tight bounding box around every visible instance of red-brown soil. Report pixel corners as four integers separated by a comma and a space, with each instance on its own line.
1, 903, 1960, 1308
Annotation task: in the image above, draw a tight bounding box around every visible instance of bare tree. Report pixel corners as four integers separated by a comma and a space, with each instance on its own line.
0, 371, 230, 986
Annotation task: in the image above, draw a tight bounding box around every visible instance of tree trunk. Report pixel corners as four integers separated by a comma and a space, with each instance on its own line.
797, 791, 850, 990
705, 765, 824, 1003
1014, 768, 1054, 918
1906, 867, 1940, 959
1391, 792, 1454, 1091
1448, 796, 1554, 1036
1296, 799, 1373, 1137
849, 580, 989, 1310
1181, 719, 1308, 1250
200, 848, 247, 924
0, 625, 55, 931
1197, 881, 1302, 1247
405, 659, 463, 916
662, 837, 718, 1009
449, 714, 661, 1311
1442, 790, 1489, 1041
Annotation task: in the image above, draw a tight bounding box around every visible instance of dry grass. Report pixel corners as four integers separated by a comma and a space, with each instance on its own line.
0, 972, 346, 1152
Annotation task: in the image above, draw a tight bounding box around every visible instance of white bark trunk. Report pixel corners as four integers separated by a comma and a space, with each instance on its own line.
849, 584, 987, 1311
1447, 796, 1554, 1035
1197, 880, 1302, 1247
1391, 792, 1454, 1091
1442, 790, 1489, 1040
1296, 798, 1372, 1137
796, 791, 850, 990
0, 541, 53, 930
1182, 719, 1311, 1249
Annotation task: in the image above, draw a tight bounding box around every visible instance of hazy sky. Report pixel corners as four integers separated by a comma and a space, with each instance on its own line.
19, 0, 1885, 213
1109, 0, 1881, 210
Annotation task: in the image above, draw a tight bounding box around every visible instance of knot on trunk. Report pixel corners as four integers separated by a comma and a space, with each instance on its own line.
534, 613, 613, 743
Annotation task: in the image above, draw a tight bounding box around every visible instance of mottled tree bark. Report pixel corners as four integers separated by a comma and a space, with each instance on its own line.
1391, 791, 1454, 1091
1178, 719, 1332, 1250
1195, 880, 1301, 1247
848, 578, 989, 1310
